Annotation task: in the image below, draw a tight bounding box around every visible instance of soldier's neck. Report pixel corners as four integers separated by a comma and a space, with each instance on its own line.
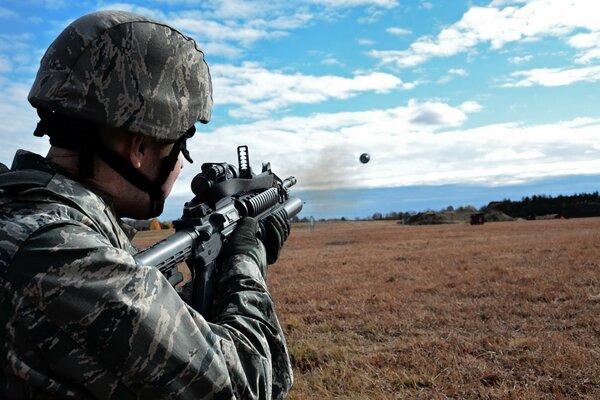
47, 147, 152, 219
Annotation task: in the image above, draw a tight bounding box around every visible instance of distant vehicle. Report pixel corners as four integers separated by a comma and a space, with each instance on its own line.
470, 213, 485, 225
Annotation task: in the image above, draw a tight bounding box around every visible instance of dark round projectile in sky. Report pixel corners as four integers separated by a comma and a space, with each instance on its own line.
359, 153, 370, 164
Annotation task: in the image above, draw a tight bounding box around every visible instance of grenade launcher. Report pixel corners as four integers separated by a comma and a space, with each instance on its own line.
134, 146, 302, 318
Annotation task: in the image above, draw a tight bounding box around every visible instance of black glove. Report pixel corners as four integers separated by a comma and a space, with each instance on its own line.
258, 214, 291, 265
223, 217, 263, 268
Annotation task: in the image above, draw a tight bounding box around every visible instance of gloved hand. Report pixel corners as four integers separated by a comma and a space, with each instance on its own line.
258, 214, 291, 265
223, 217, 264, 269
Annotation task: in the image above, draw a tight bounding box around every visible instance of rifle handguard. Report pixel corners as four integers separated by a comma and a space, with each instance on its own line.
133, 146, 302, 319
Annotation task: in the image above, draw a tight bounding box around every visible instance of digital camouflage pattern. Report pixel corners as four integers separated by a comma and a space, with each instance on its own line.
0, 151, 293, 399
28, 11, 213, 142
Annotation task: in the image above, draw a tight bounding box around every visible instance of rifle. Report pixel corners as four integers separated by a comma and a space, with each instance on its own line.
133, 146, 302, 319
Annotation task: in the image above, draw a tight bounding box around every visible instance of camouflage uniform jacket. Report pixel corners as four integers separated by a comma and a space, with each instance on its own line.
0, 150, 293, 399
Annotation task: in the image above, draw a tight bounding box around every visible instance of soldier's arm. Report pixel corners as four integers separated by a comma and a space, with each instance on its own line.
9, 222, 292, 399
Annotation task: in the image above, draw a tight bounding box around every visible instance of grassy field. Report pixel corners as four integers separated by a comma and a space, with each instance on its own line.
135, 218, 600, 399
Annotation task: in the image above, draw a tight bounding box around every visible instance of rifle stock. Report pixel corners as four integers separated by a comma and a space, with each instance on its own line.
134, 146, 302, 318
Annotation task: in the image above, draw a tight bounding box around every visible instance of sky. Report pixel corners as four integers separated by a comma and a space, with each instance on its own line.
1, 0, 600, 220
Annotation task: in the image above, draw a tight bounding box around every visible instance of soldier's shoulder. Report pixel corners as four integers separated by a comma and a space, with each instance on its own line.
0, 200, 99, 266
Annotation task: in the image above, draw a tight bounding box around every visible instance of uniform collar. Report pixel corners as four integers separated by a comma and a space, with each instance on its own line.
11, 150, 138, 247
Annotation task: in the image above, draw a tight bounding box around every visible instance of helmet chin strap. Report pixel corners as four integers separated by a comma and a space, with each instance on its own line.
34, 107, 196, 219
94, 131, 194, 219
94, 144, 166, 218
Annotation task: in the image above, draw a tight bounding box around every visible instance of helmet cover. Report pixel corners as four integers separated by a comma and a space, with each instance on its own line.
28, 10, 213, 142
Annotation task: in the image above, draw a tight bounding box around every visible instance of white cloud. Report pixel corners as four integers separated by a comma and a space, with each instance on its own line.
96, 0, 398, 58
42, 0, 68, 9
0, 7, 18, 18
99, 3, 311, 57
503, 65, 600, 87
148, 0, 279, 19
0, 56, 11, 73
483, 148, 544, 161
407, 99, 469, 126
322, 57, 343, 66
386, 27, 411, 36
358, 38, 374, 46
98, 3, 168, 20
509, 55, 532, 64
449, 68, 468, 76
180, 108, 600, 194
203, 0, 272, 19
358, 9, 385, 24
0, 83, 49, 166
489, 0, 528, 5
574, 48, 600, 64
370, 0, 600, 68
258, 13, 314, 30
212, 63, 412, 118
0, 39, 43, 77
437, 68, 468, 84
202, 42, 244, 58
0, 33, 34, 51
182, 99, 472, 193
567, 31, 600, 49
305, 0, 398, 8
169, 17, 287, 46
459, 101, 483, 113
568, 31, 600, 63
150, 0, 203, 4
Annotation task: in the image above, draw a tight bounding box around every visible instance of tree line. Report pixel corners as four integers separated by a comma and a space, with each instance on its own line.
485, 192, 600, 219
128, 192, 600, 229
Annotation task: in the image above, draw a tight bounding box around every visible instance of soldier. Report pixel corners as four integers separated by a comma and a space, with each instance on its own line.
0, 10, 293, 399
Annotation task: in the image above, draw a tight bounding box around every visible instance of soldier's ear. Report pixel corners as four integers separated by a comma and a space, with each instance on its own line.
129, 133, 145, 169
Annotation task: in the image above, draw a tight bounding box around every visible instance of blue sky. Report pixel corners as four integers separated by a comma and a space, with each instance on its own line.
1, 0, 600, 219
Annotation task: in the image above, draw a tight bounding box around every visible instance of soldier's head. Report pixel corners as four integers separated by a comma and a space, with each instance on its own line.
28, 10, 212, 218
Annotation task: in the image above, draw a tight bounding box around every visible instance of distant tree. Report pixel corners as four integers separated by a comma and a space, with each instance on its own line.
149, 218, 161, 230
488, 191, 600, 219
160, 221, 174, 229
385, 211, 398, 220
457, 205, 478, 213
372, 212, 383, 220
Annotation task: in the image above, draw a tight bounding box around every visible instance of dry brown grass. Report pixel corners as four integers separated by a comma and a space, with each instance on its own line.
135, 218, 600, 399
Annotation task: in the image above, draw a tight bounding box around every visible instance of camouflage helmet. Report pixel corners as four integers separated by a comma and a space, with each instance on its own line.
28, 10, 212, 142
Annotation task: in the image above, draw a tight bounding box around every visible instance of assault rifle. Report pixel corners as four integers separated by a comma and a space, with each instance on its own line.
134, 146, 302, 319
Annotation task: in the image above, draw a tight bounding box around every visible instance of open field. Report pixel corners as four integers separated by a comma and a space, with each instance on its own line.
135, 218, 600, 399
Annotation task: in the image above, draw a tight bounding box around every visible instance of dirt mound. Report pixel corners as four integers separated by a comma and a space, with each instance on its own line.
407, 212, 465, 225
483, 210, 515, 222
405, 210, 514, 225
